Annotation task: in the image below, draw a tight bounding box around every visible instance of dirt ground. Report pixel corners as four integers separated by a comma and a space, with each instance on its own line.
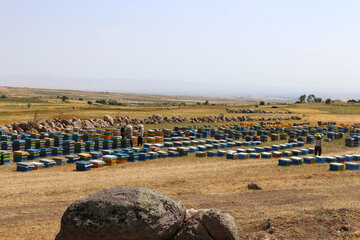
1, 143, 360, 240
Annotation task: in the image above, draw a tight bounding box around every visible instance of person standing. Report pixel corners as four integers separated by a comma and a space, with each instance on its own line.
138, 124, 144, 147
314, 133, 322, 156
120, 124, 125, 138
125, 124, 133, 147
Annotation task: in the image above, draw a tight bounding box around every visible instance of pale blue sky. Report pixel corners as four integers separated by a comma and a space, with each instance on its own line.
0, 1, 359, 98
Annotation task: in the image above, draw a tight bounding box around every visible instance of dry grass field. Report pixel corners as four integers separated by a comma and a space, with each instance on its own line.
1, 87, 360, 239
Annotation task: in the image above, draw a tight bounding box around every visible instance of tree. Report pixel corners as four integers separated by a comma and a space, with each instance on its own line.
27, 103, 31, 108
260, 101, 265, 105
325, 98, 332, 104
196, 102, 201, 105
61, 96, 69, 102
203, 100, 209, 105
1, 94, 7, 99
348, 99, 357, 103
87, 101, 93, 104
314, 97, 322, 103
299, 94, 306, 103
79, 98, 83, 101
307, 94, 316, 103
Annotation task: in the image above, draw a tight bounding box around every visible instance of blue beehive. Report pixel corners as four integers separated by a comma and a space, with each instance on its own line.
346, 162, 360, 170
246, 149, 255, 153
345, 155, 354, 161
17, 162, 34, 172
249, 153, 260, 159
226, 151, 238, 160
261, 152, 272, 159
39, 159, 56, 168
188, 147, 197, 152
236, 148, 246, 153
207, 151, 217, 157
325, 156, 336, 163
217, 150, 226, 157
300, 149, 309, 155
237, 152, 249, 159
335, 156, 345, 163
90, 152, 103, 159
304, 156, 315, 164
168, 151, 179, 158
272, 145, 280, 151
330, 162, 344, 171
290, 157, 303, 165
315, 156, 327, 163
139, 153, 150, 161
76, 161, 92, 171
148, 151, 159, 159
282, 151, 292, 157
278, 158, 291, 166
197, 145, 207, 151
292, 150, 301, 156
65, 155, 80, 163
308, 148, 314, 154
255, 147, 264, 153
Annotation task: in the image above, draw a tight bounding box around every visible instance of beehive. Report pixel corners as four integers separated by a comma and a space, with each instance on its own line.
53, 157, 67, 166
303, 156, 315, 164
89, 160, 106, 168
290, 157, 303, 165
315, 156, 327, 163
65, 155, 80, 163
330, 162, 345, 171
90, 152, 103, 159
195, 151, 206, 157
16, 162, 34, 172
346, 162, 360, 170
13, 151, 29, 162
28, 162, 45, 170
272, 151, 283, 158
238, 153, 249, 159
115, 153, 128, 163
39, 159, 56, 168
76, 161, 92, 171
278, 158, 291, 166
261, 152, 272, 159
249, 153, 260, 159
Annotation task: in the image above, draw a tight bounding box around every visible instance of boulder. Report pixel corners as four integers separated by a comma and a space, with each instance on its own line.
56, 187, 186, 240
104, 115, 114, 125
202, 209, 239, 240
174, 208, 239, 240
174, 209, 213, 240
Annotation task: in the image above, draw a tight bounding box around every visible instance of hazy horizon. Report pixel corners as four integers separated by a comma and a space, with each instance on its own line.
1, 1, 359, 99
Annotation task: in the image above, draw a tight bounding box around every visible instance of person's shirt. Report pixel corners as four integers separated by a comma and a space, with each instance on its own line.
315, 138, 322, 147
139, 127, 144, 137
125, 126, 133, 138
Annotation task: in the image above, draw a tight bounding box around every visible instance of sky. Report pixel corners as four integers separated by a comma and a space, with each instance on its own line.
0, 0, 359, 99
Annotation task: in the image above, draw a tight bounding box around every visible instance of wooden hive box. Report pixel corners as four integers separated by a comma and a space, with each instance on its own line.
261, 152, 272, 159
89, 160, 106, 168
330, 162, 345, 171
290, 157, 303, 165
346, 162, 360, 170
76, 161, 92, 171
39, 159, 56, 168
28, 162, 45, 170
16, 162, 35, 172
238, 153, 249, 159
195, 151, 206, 157
278, 158, 291, 166
303, 156, 315, 164
53, 157, 68, 166
249, 153, 260, 159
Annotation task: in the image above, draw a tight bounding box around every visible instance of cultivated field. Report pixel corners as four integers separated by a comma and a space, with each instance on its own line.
1, 88, 360, 239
